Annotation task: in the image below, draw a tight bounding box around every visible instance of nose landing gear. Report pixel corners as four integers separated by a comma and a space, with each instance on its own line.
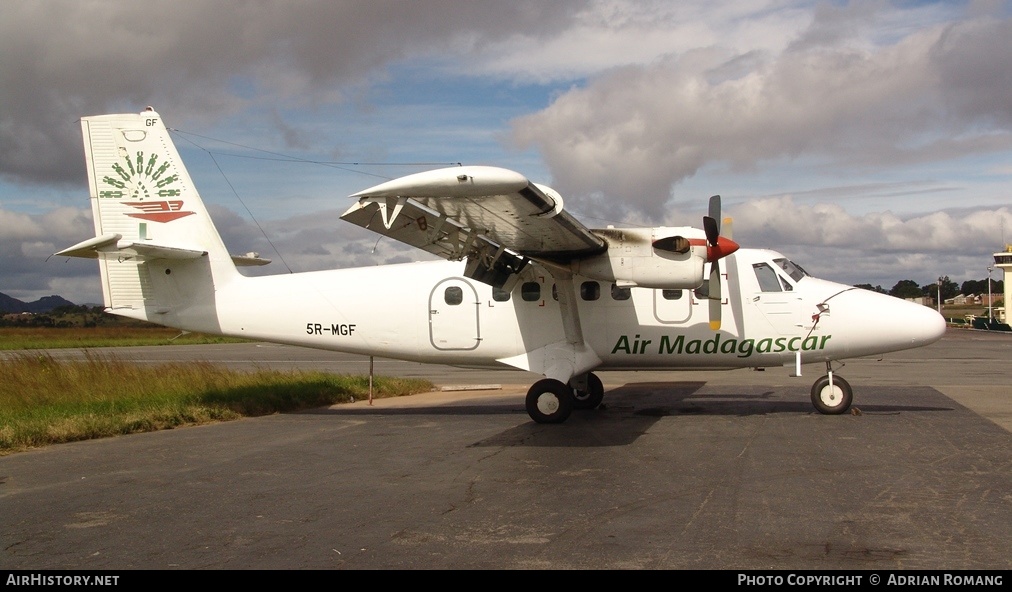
810, 362, 853, 414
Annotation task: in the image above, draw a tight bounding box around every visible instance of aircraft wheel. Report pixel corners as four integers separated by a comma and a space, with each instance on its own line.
810, 375, 853, 415
526, 379, 573, 424
570, 373, 604, 410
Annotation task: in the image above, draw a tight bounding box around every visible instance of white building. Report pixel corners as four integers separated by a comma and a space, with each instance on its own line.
994, 245, 1012, 323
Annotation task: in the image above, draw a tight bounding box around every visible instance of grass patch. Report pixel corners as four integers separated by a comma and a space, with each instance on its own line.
0, 352, 433, 455
0, 327, 249, 350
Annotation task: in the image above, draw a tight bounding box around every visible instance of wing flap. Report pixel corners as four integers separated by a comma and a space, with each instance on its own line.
342, 166, 606, 260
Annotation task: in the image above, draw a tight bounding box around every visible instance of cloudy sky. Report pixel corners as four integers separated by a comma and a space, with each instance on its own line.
2, 0, 1011, 304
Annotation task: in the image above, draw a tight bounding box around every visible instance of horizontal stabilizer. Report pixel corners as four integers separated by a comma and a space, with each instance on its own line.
54, 235, 206, 261
54, 234, 122, 259
231, 253, 272, 267
121, 242, 206, 260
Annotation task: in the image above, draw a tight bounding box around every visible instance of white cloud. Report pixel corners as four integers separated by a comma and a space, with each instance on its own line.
512, 13, 1012, 219
729, 198, 1011, 285
0, 0, 590, 184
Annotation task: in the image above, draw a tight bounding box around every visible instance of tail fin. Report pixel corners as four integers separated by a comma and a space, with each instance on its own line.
57, 109, 253, 323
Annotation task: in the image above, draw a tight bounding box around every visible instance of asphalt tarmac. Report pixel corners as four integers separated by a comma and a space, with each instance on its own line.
1, 329, 1009, 569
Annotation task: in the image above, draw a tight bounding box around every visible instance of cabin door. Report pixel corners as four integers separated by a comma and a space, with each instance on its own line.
429, 278, 481, 350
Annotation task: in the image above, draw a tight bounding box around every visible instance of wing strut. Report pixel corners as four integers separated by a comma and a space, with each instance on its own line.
551, 271, 584, 345
496, 266, 601, 384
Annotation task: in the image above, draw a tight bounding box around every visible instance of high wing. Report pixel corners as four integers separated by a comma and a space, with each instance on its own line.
340, 166, 606, 289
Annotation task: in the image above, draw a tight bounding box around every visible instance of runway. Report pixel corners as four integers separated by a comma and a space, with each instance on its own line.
1, 329, 1009, 569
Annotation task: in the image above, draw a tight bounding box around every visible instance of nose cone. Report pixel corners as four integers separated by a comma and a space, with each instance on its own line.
895, 297, 947, 348
826, 287, 946, 357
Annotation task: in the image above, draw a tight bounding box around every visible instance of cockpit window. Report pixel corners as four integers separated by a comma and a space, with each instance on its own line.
773, 258, 808, 282
753, 263, 783, 292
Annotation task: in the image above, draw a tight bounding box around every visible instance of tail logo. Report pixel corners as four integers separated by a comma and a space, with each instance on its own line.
99, 150, 181, 200
123, 200, 195, 223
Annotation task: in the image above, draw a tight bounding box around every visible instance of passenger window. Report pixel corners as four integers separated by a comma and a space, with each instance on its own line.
611, 283, 631, 301
492, 287, 511, 302
662, 289, 683, 300
521, 282, 541, 302
552, 284, 558, 301
444, 286, 463, 305
753, 263, 783, 292
581, 281, 600, 301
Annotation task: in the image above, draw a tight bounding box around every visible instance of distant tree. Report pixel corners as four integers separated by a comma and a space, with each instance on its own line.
943, 276, 960, 300
854, 283, 887, 294
889, 280, 924, 299
964, 278, 1004, 294
921, 276, 958, 300
52, 304, 89, 315
29, 315, 55, 327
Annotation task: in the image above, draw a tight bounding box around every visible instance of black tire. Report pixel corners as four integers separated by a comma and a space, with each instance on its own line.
526, 379, 573, 424
810, 374, 853, 415
570, 373, 604, 410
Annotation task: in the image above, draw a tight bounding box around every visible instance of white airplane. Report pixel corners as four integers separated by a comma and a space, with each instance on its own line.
56, 109, 946, 423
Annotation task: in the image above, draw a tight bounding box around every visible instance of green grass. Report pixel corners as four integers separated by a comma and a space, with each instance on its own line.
0, 327, 249, 350
0, 352, 433, 455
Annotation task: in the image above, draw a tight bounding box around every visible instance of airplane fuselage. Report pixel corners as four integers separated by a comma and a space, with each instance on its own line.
132, 247, 944, 376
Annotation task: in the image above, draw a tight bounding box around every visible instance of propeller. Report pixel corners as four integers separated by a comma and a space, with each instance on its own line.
701, 195, 739, 330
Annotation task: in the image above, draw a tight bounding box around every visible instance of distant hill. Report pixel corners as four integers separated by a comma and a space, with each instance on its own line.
0, 292, 76, 313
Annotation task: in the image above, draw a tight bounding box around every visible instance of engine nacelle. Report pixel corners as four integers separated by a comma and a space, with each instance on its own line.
571, 227, 707, 289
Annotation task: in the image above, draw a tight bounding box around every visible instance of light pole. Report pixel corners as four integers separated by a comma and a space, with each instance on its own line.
937, 277, 943, 315
987, 265, 994, 320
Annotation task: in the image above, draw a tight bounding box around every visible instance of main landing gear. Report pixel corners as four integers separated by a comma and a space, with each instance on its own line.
810, 362, 853, 415
570, 373, 604, 410
525, 373, 605, 424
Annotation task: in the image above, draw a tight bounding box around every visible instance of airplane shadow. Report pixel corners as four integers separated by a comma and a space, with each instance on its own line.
308, 382, 955, 448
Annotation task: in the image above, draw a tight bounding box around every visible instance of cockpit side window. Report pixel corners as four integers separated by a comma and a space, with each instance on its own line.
773, 258, 808, 282
753, 263, 783, 292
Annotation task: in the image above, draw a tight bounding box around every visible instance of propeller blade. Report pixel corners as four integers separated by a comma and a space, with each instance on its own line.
708, 259, 722, 330
703, 195, 728, 330
708, 195, 721, 231
703, 216, 719, 247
